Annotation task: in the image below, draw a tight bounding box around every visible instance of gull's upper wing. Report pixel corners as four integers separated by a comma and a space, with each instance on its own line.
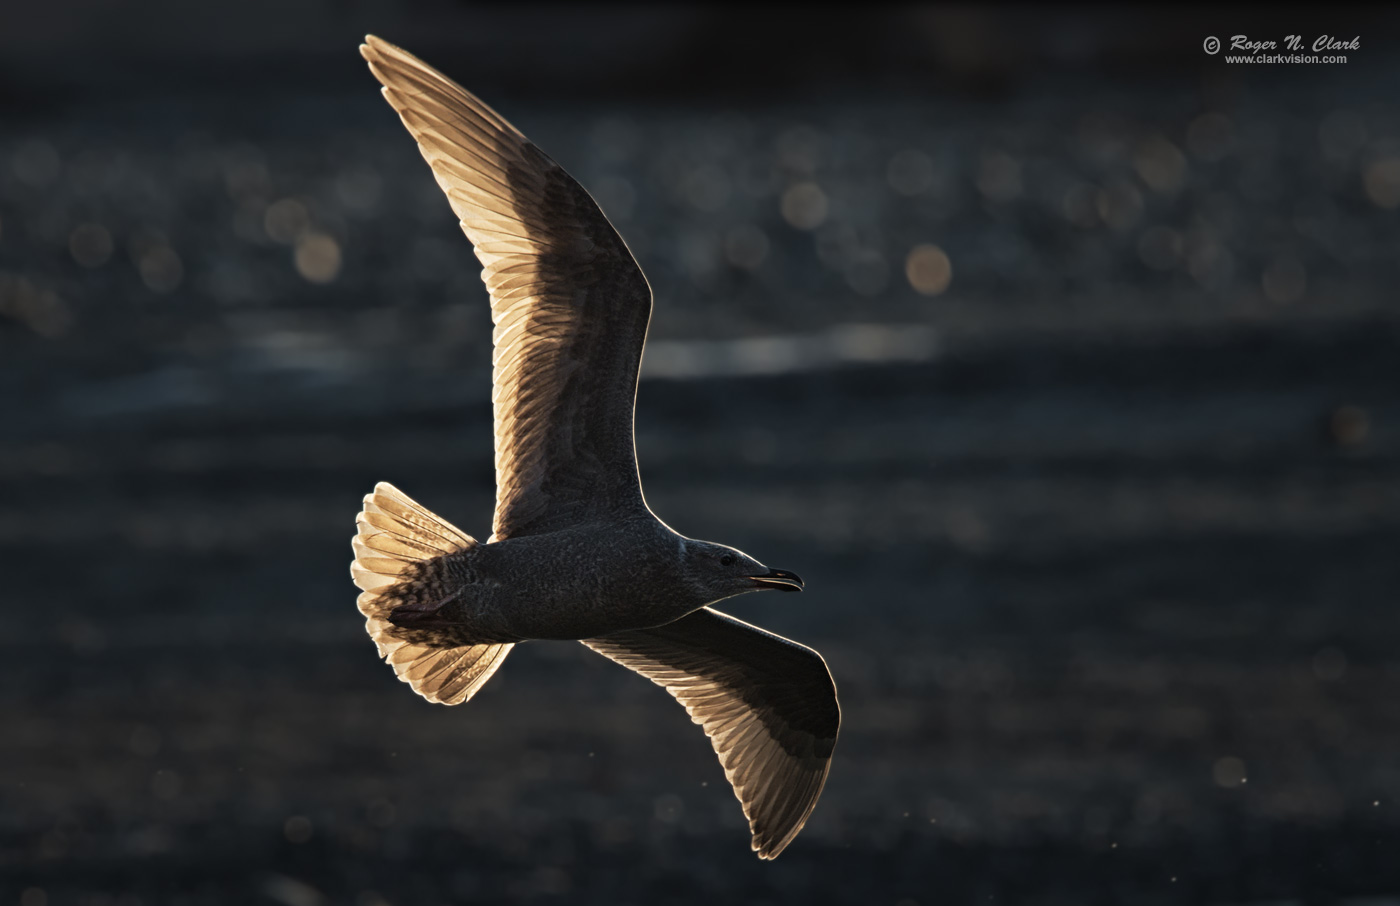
362, 35, 652, 541
583, 608, 840, 859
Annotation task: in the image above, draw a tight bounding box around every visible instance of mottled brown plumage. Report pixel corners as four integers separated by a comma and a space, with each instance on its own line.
351, 35, 839, 859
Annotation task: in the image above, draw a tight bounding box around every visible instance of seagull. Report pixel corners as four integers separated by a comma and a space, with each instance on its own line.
351, 35, 840, 860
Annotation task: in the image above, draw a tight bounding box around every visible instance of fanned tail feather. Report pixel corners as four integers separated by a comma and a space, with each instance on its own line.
352, 482, 512, 705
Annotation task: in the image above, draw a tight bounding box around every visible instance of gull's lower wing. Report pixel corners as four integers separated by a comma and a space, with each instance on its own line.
583, 607, 840, 859
361, 35, 653, 542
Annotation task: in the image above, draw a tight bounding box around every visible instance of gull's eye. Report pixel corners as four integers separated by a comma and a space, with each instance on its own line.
720, 554, 735, 567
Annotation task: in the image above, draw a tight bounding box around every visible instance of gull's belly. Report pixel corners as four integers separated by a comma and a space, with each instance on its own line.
475, 524, 694, 641
500, 588, 677, 640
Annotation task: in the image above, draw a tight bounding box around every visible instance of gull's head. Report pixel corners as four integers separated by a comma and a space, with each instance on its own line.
680, 538, 804, 603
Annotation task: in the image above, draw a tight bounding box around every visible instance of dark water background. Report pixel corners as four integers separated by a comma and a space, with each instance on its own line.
3, 6, 1400, 905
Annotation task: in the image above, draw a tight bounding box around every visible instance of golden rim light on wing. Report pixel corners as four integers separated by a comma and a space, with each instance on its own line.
359, 37, 840, 859
585, 608, 840, 858
361, 35, 653, 543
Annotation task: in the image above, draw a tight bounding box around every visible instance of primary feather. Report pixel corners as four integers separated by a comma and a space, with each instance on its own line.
362, 36, 652, 543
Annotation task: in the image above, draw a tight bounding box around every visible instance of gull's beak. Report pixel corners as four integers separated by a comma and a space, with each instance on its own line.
751, 568, 804, 593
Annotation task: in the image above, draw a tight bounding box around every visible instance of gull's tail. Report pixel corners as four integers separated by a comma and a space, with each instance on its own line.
352, 482, 512, 705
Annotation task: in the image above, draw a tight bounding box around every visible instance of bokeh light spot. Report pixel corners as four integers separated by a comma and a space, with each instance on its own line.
845, 250, 889, 297
295, 234, 343, 284
775, 126, 823, 174
976, 150, 1022, 202
905, 244, 953, 296
1134, 137, 1187, 193
139, 246, 185, 294
69, 223, 114, 268
1363, 158, 1400, 209
1329, 405, 1370, 447
1137, 226, 1182, 271
265, 198, 311, 244
724, 224, 769, 270
653, 793, 684, 823
367, 798, 396, 828
223, 150, 270, 202
1187, 239, 1233, 290
887, 149, 935, 196
780, 182, 828, 230
1062, 183, 1098, 228
1212, 756, 1246, 788
684, 164, 730, 212
0, 274, 72, 337
1077, 112, 1129, 163
284, 815, 314, 843
1095, 180, 1143, 231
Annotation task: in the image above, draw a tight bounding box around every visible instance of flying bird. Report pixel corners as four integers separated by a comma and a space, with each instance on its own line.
351, 35, 839, 860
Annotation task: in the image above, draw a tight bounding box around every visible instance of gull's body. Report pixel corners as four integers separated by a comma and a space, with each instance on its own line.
350, 35, 840, 859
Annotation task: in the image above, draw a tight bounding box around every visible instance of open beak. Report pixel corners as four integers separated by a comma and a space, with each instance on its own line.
750, 568, 804, 593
